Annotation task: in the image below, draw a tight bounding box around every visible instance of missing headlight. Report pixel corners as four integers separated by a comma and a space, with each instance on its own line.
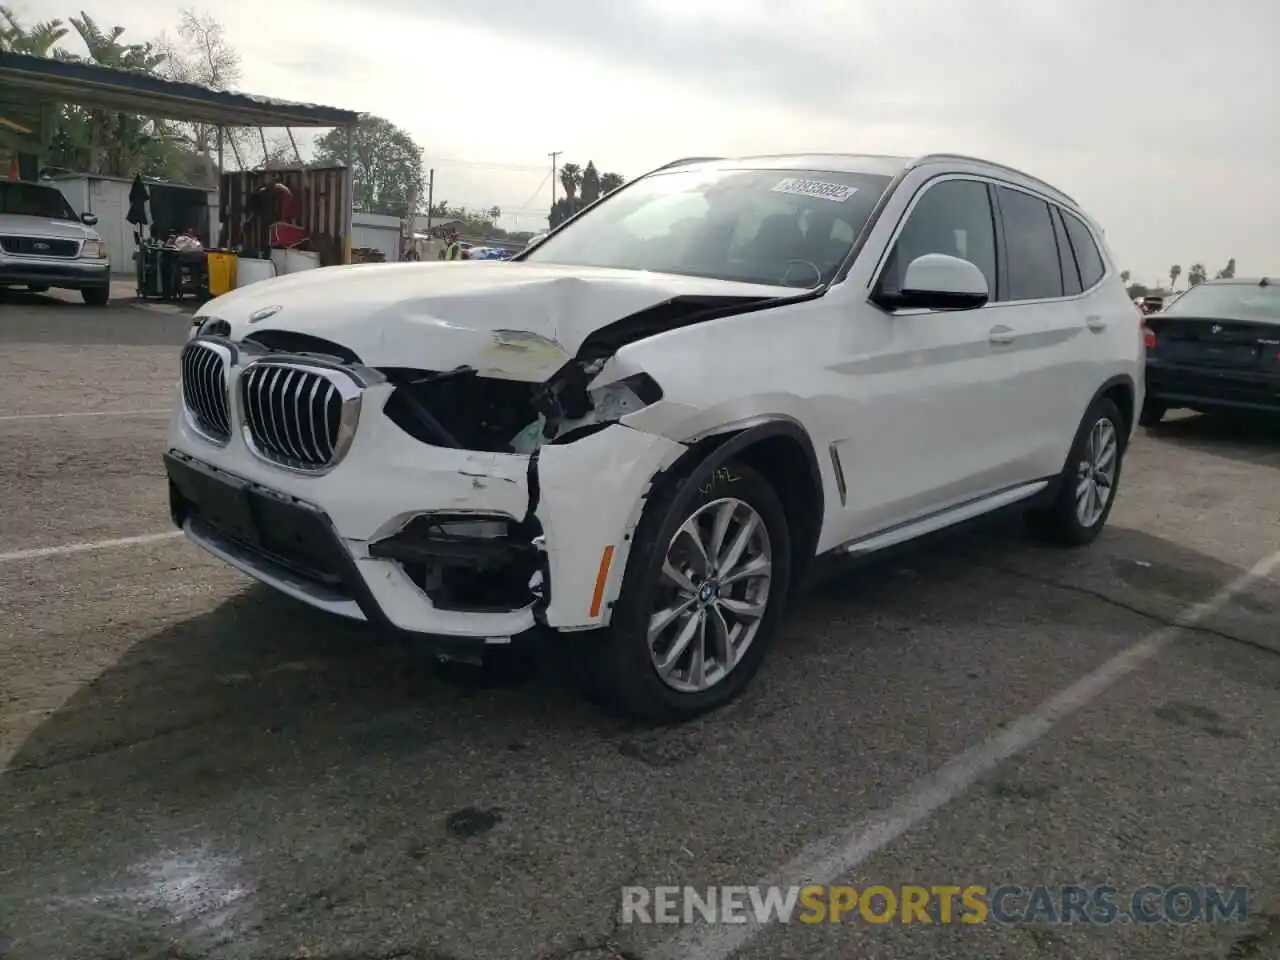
539, 372, 663, 444
368, 512, 546, 613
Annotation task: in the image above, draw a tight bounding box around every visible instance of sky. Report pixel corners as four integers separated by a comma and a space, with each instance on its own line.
17, 0, 1277, 285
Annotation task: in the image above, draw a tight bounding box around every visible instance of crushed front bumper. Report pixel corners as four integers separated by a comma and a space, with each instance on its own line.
165, 383, 685, 642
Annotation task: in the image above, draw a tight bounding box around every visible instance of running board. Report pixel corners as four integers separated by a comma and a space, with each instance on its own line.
838, 480, 1049, 556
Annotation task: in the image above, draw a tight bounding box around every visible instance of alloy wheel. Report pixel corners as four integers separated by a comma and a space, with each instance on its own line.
646, 497, 774, 694
1075, 417, 1118, 528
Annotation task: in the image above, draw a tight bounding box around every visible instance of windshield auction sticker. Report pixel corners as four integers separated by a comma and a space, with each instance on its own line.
770, 178, 858, 202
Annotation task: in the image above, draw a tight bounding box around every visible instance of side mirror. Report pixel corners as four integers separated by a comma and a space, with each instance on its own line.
877, 252, 989, 311
80, 213, 98, 226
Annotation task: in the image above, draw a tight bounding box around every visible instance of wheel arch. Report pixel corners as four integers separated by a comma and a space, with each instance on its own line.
1092, 374, 1137, 440
647, 416, 827, 594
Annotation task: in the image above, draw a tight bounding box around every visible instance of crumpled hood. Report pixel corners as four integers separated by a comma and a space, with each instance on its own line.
0, 213, 100, 241
201, 260, 792, 381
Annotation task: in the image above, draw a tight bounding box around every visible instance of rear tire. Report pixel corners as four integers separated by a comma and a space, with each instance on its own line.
82, 285, 109, 306
1138, 399, 1167, 427
1024, 396, 1127, 547
580, 459, 792, 724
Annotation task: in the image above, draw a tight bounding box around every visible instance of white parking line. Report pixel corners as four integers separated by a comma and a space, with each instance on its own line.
0, 409, 168, 423
0, 531, 183, 564
654, 547, 1280, 960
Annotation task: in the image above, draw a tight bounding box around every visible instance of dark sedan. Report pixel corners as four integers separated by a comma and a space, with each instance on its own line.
1139, 277, 1280, 425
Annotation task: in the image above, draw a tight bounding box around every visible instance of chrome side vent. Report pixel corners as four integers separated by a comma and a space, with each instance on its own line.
179, 340, 233, 444
239, 360, 362, 472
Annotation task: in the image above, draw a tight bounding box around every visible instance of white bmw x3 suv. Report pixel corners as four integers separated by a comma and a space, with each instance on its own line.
168, 152, 1142, 722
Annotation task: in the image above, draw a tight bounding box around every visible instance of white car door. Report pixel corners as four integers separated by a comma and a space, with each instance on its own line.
825, 175, 1029, 543
987, 184, 1099, 482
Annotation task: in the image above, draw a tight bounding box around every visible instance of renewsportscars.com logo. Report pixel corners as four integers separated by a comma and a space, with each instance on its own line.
621, 884, 1252, 926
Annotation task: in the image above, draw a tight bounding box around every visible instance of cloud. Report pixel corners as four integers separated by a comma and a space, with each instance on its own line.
15, 0, 1277, 276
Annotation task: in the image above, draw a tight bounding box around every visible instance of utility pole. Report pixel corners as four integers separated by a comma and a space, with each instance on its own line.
548, 151, 561, 208
425, 167, 435, 231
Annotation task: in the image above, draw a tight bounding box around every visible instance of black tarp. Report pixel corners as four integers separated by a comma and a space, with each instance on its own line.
126, 173, 148, 226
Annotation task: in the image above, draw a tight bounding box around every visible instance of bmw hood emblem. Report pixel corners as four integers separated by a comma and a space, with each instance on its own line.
248, 304, 282, 324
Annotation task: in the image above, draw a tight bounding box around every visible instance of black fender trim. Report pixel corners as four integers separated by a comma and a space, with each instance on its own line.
646, 417, 827, 577
1092, 373, 1138, 418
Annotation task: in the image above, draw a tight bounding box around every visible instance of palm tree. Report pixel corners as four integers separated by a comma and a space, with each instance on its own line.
1169, 264, 1182, 291
558, 162, 582, 202
1187, 264, 1207, 287
0, 6, 68, 55
50, 13, 175, 176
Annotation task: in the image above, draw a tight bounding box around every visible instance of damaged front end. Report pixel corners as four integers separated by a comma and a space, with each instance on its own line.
367, 512, 548, 615
378, 360, 665, 455
374, 290, 785, 455
183, 288, 794, 633
362, 359, 664, 620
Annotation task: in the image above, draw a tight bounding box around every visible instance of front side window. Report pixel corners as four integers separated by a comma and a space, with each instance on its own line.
878, 178, 997, 295
0, 182, 79, 221
522, 167, 893, 288
995, 186, 1063, 301
1161, 283, 1280, 323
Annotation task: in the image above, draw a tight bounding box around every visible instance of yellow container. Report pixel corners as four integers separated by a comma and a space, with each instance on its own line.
206, 251, 238, 297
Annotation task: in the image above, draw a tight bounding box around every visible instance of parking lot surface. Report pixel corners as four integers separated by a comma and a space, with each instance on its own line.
1, 292, 1278, 960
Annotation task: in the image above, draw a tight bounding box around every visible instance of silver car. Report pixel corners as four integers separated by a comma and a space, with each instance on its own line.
0, 180, 111, 305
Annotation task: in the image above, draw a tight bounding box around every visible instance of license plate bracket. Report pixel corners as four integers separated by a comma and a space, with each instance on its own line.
166, 455, 261, 546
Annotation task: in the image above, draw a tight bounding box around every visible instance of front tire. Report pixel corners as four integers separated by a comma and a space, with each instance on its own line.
82, 285, 109, 306
581, 459, 792, 724
1024, 396, 1127, 547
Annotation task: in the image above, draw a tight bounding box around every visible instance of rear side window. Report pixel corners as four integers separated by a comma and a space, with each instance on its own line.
880, 178, 997, 295
995, 186, 1062, 301
1050, 207, 1082, 296
1061, 211, 1105, 289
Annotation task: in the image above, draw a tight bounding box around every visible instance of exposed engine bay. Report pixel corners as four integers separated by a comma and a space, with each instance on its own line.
228, 289, 792, 456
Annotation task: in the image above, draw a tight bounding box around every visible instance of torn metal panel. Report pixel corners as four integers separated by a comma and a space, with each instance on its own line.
534, 423, 687, 630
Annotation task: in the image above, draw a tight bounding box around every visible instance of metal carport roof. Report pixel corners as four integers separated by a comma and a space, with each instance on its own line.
0, 51, 360, 128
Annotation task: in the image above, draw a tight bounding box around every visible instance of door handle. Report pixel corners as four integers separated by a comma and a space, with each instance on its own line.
1086, 315, 1107, 332
989, 325, 1016, 345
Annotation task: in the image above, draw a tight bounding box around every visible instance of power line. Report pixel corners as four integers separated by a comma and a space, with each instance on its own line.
510, 171, 552, 217
422, 156, 546, 172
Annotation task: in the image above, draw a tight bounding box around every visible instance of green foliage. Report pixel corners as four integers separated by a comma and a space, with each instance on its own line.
548, 160, 626, 227
1186, 263, 1207, 287
314, 115, 423, 218
0, 6, 68, 54
1215, 257, 1236, 280
427, 200, 505, 236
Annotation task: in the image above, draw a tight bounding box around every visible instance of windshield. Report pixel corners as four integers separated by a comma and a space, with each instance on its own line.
1162, 282, 1280, 323
0, 181, 79, 221
523, 166, 894, 288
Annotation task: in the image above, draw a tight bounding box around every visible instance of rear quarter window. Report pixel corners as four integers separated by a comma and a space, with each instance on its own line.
1061, 211, 1105, 289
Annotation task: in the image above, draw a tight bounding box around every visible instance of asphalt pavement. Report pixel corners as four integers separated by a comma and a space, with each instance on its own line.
1, 290, 1277, 960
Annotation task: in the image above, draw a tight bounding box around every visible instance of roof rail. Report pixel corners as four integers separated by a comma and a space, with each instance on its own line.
655, 156, 723, 171
910, 153, 1077, 206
